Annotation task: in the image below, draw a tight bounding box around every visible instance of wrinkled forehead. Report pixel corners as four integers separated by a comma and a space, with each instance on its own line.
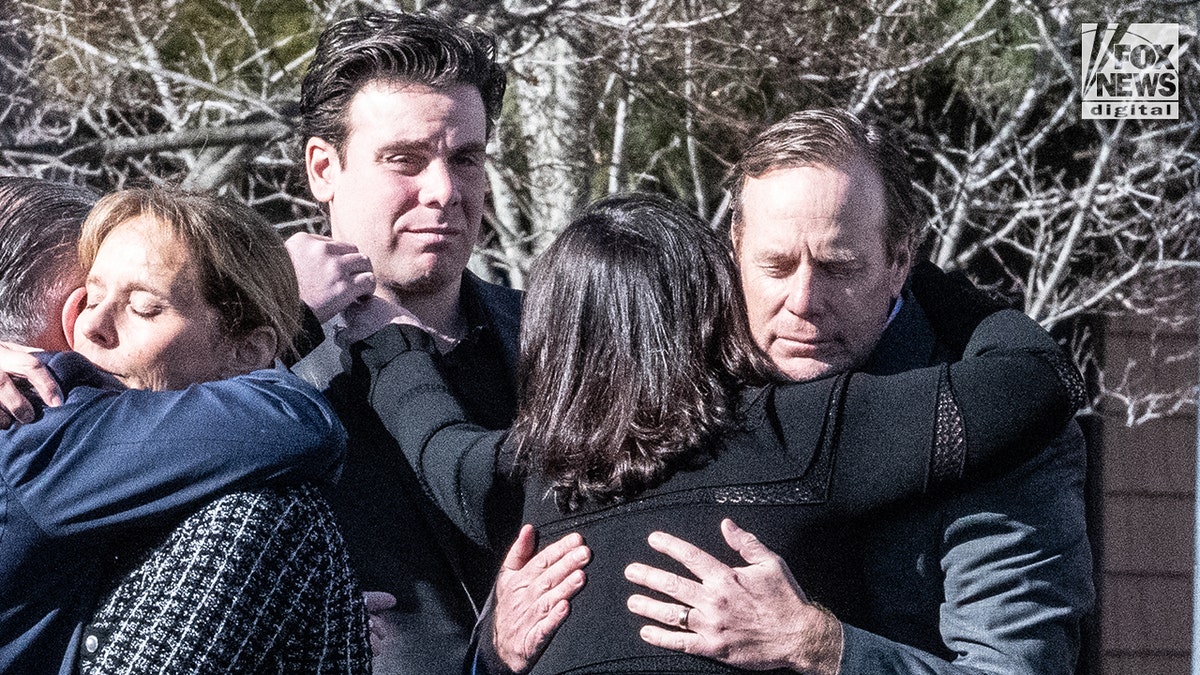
737, 162, 888, 249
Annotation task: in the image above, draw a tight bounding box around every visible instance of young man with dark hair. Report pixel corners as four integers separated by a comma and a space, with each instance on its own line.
288, 12, 544, 674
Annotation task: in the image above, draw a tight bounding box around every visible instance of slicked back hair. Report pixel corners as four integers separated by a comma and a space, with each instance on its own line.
79, 187, 301, 360
0, 177, 95, 343
299, 10, 506, 157
728, 108, 926, 265
512, 193, 779, 511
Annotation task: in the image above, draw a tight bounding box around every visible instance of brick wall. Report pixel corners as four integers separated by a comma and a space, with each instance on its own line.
1098, 305, 1198, 674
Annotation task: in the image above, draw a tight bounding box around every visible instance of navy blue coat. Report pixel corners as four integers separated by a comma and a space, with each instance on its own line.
0, 352, 345, 675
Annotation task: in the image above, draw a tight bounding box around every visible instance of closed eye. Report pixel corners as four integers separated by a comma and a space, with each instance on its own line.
128, 291, 166, 318
817, 261, 863, 278
757, 256, 797, 278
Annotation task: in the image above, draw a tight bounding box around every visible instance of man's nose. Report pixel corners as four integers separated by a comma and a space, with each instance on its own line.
782, 263, 820, 317
418, 158, 460, 208
782, 260, 830, 317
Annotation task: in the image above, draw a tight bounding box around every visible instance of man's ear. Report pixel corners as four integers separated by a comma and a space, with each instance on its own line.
888, 244, 914, 300
61, 287, 87, 350
306, 137, 340, 204
224, 326, 279, 376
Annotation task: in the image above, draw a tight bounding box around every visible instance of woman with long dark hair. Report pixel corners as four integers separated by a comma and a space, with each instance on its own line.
347, 193, 1083, 674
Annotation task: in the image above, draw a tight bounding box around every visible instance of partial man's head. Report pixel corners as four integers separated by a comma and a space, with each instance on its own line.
0, 177, 95, 350
729, 108, 927, 381
299, 11, 506, 301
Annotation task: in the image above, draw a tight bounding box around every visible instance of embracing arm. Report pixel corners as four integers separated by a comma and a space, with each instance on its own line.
815, 307, 1084, 514
1, 351, 346, 536
744, 307, 1087, 673
626, 301, 1086, 673
352, 323, 593, 673
352, 322, 513, 550
838, 421, 1093, 674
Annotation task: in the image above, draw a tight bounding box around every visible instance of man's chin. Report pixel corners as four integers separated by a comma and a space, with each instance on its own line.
775, 358, 841, 382
386, 261, 465, 296
386, 271, 448, 298
110, 372, 152, 390
768, 345, 854, 382
98, 370, 141, 390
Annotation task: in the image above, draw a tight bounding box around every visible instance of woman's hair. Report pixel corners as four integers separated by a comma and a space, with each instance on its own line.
78, 187, 301, 359
511, 193, 778, 511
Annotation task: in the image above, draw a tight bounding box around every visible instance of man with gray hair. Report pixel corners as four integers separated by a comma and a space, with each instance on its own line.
0, 176, 93, 423
487, 110, 1093, 674
622, 108, 1093, 673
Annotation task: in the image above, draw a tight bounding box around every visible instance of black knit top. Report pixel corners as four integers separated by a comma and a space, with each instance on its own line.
353, 305, 1084, 674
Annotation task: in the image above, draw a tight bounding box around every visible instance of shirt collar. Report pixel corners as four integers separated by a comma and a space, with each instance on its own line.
885, 293, 904, 327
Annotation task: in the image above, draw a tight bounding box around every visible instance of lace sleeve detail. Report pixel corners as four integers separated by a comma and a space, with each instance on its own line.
930, 365, 967, 490
928, 345, 1084, 493
1046, 350, 1088, 412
